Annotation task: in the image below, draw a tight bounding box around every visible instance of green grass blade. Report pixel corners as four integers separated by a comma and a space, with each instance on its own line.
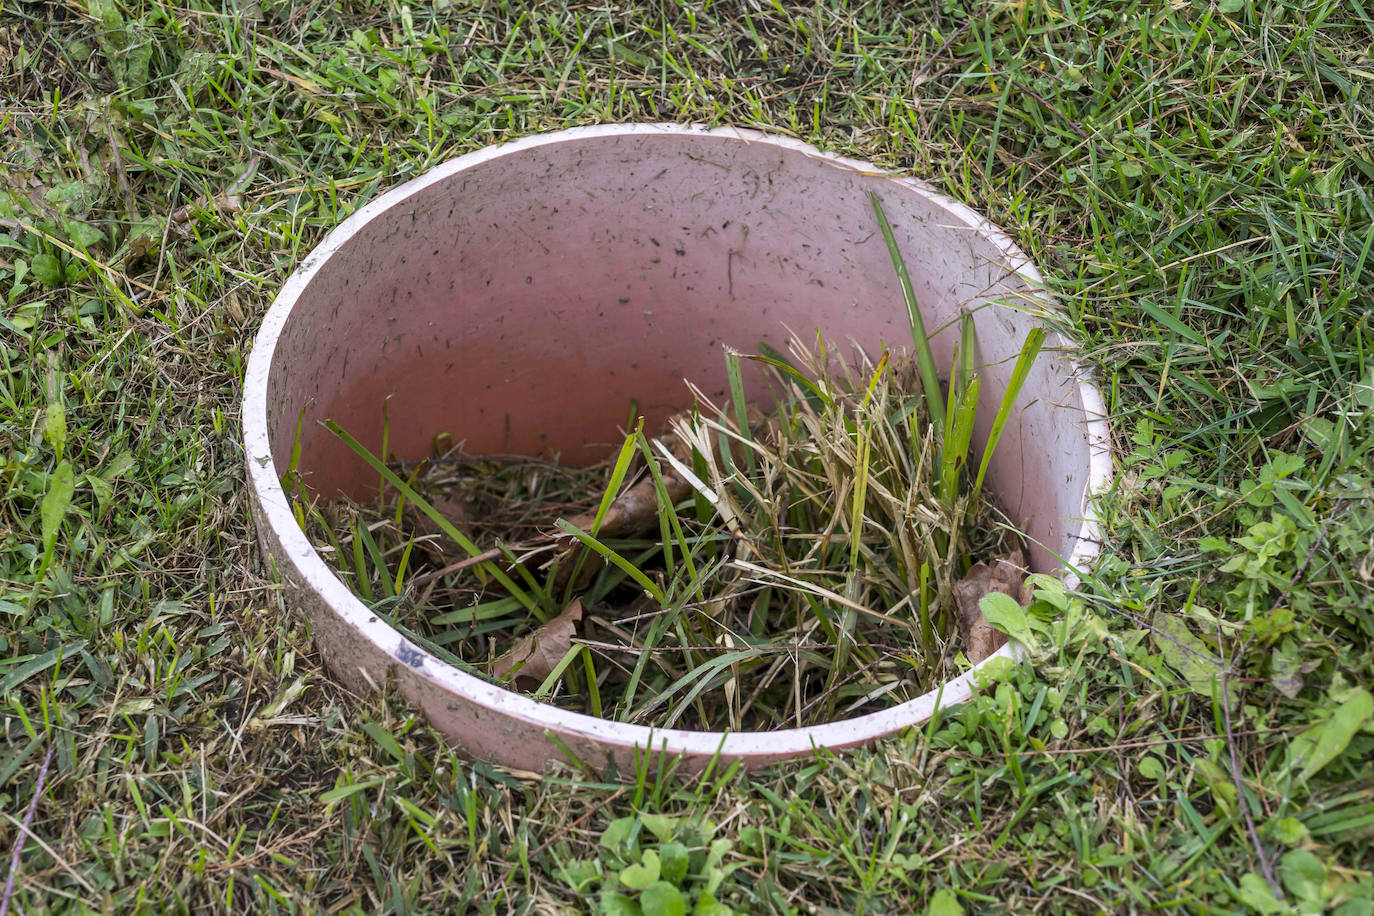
308, 500, 348, 575
558, 422, 645, 604
725, 348, 756, 476
616, 612, 671, 722
554, 519, 666, 604
971, 327, 1045, 504
918, 562, 933, 656
349, 518, 373, 603
830, 356, 888, 690
957, 309, 976, 404
498, 541, 555, 615
616, 556, 728, 719
380, 616, 489, 680
751, 345, 831, 408
532, 644, 588, 699
634, 429, 700, 584
322, 419, 541, 618
429, 596, 525, 626
582, 647, 602, 718
870, 191, 946, 433
592, 421, 644, 537
848, 351, 887, 572
355, 520, 394, 599
941, 375, 981, 508
633, 649, 766, 726
392, 463, 423, 527
36, 459, 74, 584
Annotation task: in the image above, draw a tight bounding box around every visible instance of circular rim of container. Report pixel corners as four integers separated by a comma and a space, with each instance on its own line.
243, 123, 1112, 763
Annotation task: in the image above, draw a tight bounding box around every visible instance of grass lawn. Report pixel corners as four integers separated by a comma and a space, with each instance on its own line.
3, 0, 1373, 912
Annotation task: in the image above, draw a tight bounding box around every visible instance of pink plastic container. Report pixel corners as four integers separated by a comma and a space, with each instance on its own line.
243, 125, 1110, 773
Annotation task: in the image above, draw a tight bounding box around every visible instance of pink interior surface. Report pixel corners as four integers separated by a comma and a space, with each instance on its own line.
266, 129, 1094, 573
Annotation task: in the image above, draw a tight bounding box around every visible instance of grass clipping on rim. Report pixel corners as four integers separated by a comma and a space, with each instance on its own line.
297, 196, 1047, 732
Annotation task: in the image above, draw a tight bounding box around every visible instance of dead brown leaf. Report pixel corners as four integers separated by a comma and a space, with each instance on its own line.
171, 194, 242, 226
553, 420, 696, 591
952, 548, 1032, 664
491, 600, 584, 685
560, 420, 696, 543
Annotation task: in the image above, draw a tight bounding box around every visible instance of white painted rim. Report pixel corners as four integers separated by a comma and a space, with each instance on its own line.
244, 124, 1112, 760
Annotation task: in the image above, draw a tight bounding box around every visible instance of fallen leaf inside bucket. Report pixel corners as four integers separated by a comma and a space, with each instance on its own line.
553, 418, 698, 592
952, 549, 1032, 664
491, 600, 584, 685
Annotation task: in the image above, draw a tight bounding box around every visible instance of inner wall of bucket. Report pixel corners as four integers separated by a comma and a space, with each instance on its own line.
266, 132, 1088, 574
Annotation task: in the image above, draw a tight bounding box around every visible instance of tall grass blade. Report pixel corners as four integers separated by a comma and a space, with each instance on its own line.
870, 191, 946, 434
918, 562, 933, 657
941, 376, 981, 508
634, 649, 767, 726
848, 351, 887, 571
356, 520, 394, 599
556, 422, 645, 604
830, 352, 890, 689
635, 430, 699, 584
429, 595, 525, 626
591, 422, 643, 536
957, 310, 976, 404
308, 500, 347, 573
724, 348, 756, 475
617, 609, 675, 721
971, 327, 1045, 504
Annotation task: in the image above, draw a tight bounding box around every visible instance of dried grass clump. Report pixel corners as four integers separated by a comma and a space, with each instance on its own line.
304, 331, 1030, 731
